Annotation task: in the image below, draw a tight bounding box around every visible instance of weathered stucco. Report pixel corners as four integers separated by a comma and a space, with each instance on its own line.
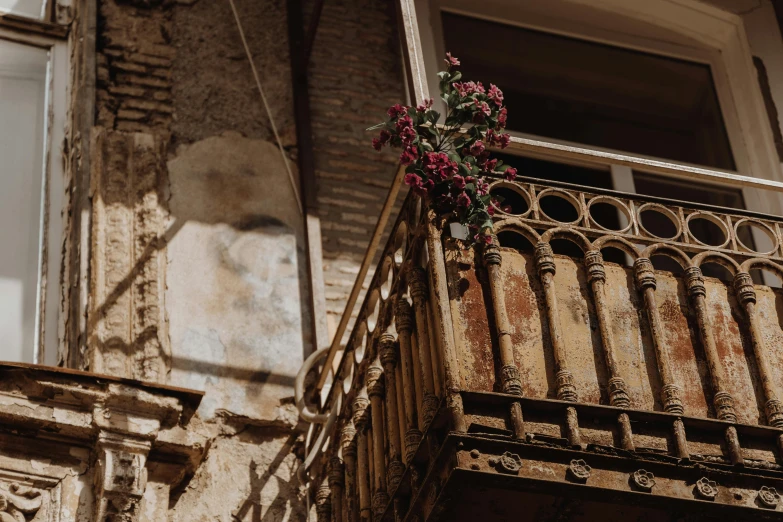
169, 429, 306, 521
166, 133, 307, 421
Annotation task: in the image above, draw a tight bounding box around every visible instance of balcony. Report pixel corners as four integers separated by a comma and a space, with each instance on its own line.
303, 142, 783, 522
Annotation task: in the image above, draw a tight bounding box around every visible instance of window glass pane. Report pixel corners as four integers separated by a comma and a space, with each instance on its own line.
0, 0, 45, 19
442, 12, 736, 170
0, 40, 49, 362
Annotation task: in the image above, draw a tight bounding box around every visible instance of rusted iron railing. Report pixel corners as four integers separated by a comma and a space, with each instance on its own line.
305, 163, 783, 520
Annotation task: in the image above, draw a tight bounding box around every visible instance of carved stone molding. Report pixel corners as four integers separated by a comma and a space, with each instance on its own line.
94, 432, 151, 522
88, 129, 171, 382
0, 483, 43, 522
0, 364, 205, 522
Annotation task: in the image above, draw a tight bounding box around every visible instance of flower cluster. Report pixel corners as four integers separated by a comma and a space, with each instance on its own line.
369, 53, 517, 244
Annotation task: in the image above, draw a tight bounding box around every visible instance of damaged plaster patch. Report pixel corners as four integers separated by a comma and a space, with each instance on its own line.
169, 432, 306, 522
166, 134, 307, 422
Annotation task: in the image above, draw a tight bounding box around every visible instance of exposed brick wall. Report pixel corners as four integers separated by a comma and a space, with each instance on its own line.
96, 0, 174, 135
308, 0, 407, 332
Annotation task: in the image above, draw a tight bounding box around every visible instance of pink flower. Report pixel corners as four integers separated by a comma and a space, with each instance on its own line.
452, 174, 466, 190
453, 81, 485, 97
486, 129, 511, 149
475, 100, 491, 116
477, 180, 490, 196
487, 84, 504, 107
404, 172, 422, 188
372, 129, 391, 151
399, 125, 416, 145
416, 98, 434, 112
396, 115, 413, 132
399, 145, 419, 165
456, 191, 471, 207
484, 158, 498, 172
404, 173, 433, 197
469, 141, 485, 156
422, 151, 458, 180
445, 52, 460, 67
497, 107, 508, 128
504, 167, 518, 181
387, 104, 408, 119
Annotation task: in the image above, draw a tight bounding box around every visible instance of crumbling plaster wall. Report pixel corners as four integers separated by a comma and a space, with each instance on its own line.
166, 0, 311, 519
84, 0, 410, 517
89, 0, 312, 519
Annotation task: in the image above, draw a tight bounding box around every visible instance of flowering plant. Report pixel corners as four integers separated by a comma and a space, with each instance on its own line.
369, 53, 516, 244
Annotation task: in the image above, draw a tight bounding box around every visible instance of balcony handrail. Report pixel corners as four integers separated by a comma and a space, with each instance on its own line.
315, 165, 405, 391
505, 132, 783, 194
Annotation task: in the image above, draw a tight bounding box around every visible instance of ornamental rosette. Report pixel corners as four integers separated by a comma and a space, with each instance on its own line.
631, 469, 655, 492
370, 53, 517, 245
758, 486, 780, 508
567, 459, 591, 483
488, 451, 523, 474
695, 477, 718, 500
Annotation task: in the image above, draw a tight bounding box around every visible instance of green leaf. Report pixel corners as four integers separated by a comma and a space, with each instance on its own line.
437, 71, 450, 81
365, 122, 386, 131
449, 71, 462, 82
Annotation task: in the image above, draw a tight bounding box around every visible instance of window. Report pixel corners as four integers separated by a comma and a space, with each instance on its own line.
0, 5, 68, 363
407, 0, 783, 281
441, 11, 736, 171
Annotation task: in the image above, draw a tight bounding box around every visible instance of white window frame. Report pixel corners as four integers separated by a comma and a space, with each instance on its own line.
0, 21, 69, 365
411, 0, 783, 225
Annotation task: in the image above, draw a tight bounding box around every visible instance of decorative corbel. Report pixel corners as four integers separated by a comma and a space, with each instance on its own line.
93, 431, 151, 522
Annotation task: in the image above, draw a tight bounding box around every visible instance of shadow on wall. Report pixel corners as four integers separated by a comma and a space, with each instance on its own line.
233, 435, 300, 521
87, 130, 309, 420
163, 131, 310, 420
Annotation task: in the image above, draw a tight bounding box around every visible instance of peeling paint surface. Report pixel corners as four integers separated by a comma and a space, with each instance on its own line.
166, 134, 307, 421
451, 249, 783, 423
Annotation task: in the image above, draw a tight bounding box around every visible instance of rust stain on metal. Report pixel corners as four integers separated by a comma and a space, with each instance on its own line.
707, 280, 763, 425
447, 248, 498, 393
653, 275, 710, 418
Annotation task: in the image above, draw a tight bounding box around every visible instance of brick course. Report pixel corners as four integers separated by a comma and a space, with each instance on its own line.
308, 0, 407, 330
